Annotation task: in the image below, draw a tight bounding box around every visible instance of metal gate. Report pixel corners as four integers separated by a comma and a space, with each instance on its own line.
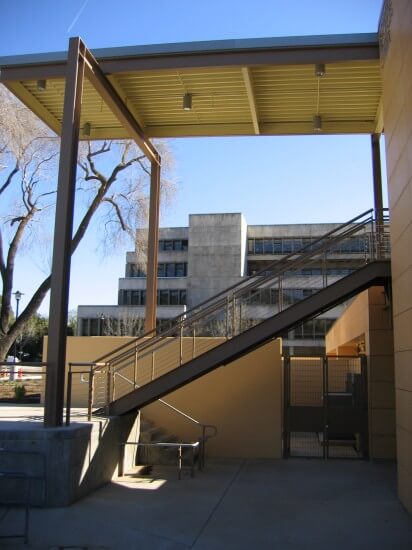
283, 356, 368, 459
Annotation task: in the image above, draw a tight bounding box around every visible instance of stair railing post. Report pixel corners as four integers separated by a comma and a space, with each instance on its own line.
225, 296, 230, 340
112, 365, 116, 402
231, 295, 236, 337
106, 364, 112, 409
88, 366, 94, 421
278, 275, 283, 312
180, 320, 184, 366
367, 228, 373, 263
133, 346, 138, 387
192, 325, 196, 359
151, 351, 155, 381
322, 252, 328, 288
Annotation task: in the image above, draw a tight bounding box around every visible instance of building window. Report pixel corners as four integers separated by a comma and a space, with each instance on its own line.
248, 236, 368, 255
81, 318, 89, 336
159, 290, 169, 305
89, 318, 98, 336
125, 262, 198, 278
119, 290, 146, 306
159, 239, 188, 251
170, 289, 179, 305
290, 318, 334, 340
127, 263, 146, 277
175, 263, 186, 277
119, 289, 186, 306
158, 262, 188, 277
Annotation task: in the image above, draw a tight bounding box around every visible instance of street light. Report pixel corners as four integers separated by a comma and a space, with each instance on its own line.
13, 291, 24, 361
11, 291, 24, 381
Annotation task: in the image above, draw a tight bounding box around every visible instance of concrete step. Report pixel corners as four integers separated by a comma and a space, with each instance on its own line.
138, 415, 194, 466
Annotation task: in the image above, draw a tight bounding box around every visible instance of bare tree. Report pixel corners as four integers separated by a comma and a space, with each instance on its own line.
0, 86, 175, 360
101, 314, 145, 337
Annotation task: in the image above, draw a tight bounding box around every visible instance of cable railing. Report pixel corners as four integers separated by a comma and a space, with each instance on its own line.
66, 362, 217, 467
71, 209, 390, 420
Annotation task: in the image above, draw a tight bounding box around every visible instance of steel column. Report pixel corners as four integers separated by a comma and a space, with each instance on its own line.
145, 158, 161, 334
371, 134, 384, 258
44, 38, 85, 427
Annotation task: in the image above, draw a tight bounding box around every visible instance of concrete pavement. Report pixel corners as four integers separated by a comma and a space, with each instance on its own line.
1, 458, 412, 549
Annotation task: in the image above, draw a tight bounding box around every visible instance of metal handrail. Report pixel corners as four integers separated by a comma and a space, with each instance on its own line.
80, 209, 390, 420
119, 441, 200, 479
112, 369, 217, 467
66, 363, 218, 464
92, 208, 384, 366
96, 234, 387, 376
91, 211, 387, 373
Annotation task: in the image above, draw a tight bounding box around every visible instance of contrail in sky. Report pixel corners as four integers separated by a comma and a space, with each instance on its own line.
67, 0, 90, 33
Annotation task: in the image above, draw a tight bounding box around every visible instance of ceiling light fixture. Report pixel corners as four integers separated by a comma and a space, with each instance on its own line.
37, 79, 47, 91
313, 115, 322, 132
313, 64, 325, 132
315, 63, 325, 77
83, 122, 91, 137
183, 93, 192, 111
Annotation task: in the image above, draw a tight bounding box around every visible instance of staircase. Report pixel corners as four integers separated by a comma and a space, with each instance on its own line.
138, 416, 179, 465
71, 209, 391, 418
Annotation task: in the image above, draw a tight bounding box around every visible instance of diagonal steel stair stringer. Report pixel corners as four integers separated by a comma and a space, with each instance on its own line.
109, 260, 391, 416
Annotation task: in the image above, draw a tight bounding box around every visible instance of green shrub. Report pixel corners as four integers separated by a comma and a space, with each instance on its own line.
14, 385, 26, 401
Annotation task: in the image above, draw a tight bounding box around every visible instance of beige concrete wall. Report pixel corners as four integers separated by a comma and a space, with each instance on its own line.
381, 0, 412, 513
143, 339, 282, 458
326, 287, 395, 459
45, 336, 282, 459
326, 292, 368, 355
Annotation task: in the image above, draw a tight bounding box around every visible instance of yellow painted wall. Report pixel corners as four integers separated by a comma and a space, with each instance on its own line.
143, 339, 282, 458
381, 0, 412, 513
326, 287, 395, 459
44, 336, 282, 459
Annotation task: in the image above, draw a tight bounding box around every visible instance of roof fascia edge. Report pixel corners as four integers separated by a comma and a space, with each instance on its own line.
0, 32, 379, 70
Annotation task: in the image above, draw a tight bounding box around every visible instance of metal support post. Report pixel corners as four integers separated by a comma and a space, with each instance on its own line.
133, 348, 138, 387
151, 351, 155, 381
192, 325, 196, 359
371, 134, 384, 258
106, 366, 112, 407
180, 322, 184, 365
145, 158, 161, 334
88, 367, 94, 421
44, 37, 85, 427
231, 296, 236, 337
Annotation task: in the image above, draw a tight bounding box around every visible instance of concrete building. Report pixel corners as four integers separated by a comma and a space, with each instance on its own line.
78, 212, 368, 355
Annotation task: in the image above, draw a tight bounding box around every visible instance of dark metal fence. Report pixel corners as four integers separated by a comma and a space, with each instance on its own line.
283, 355, 368, 459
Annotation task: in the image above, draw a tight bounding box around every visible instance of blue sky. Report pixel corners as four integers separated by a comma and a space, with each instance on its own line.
0, 0, 385, 315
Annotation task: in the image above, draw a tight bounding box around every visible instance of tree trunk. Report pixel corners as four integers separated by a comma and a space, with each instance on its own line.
0, 333, 15, 362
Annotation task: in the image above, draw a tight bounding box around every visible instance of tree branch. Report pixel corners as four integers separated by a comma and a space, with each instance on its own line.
0, 228, 5, 278
103, 197, 127, 231
0, 211, 35, 333
0, 163, 19, 196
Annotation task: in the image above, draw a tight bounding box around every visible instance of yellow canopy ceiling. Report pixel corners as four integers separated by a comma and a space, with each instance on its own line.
0, 34, 382, 139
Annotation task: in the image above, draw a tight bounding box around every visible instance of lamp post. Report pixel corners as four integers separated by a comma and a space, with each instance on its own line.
11, 290, 24, 381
